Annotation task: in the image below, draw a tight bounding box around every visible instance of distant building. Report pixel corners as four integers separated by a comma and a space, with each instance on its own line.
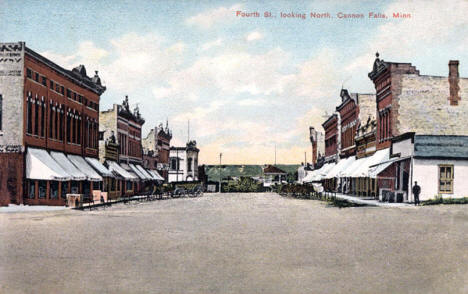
99, 95, 157, 196
262, 165, 287, 188
168, 140, 199, 182
0, 42, 106, 206
142, 122, 172, 182
309, 127, 324, 168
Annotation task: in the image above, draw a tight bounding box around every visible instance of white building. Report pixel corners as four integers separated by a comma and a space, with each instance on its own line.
370, 133, 468, 202
168, 141, 199, 183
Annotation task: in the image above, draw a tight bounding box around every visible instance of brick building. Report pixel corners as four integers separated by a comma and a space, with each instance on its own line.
99, 95, 158, 196
0, 42, 106, 206
142, 122, 172, 182
308, 126, 324, 169
322, 113, 339, 163
336, 89, 375, 158
368, 54, 468, 202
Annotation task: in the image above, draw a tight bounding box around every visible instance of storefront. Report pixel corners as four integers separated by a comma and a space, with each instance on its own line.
24, 148, 71, 205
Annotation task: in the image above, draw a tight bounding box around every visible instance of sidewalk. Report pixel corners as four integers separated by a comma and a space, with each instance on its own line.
334, 193, 412, 208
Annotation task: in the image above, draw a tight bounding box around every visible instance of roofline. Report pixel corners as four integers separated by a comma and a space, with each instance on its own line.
25, 46, 106, 95
414, 156, 468, 160
322, 113, 337, 127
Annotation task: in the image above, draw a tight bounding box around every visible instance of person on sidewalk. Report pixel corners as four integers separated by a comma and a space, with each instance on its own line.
412, 181, 421, 206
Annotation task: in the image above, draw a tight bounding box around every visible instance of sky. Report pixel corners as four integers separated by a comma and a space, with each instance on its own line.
1, 0, 467, 164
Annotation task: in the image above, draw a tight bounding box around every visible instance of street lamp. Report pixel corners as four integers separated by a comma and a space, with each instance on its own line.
219, 153, 222, 193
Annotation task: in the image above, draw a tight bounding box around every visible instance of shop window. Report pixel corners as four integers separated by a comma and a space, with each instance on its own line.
439, 165, 454, 194
83, 182, 90, 196
28, 180, 35, 199
126, 181, 132, 191
111, 178, 116, 191
38, 181, 47, 198
50, 182, 59, 199
93, 181, 100, 190
71, 181, 80, 194
61, 182, 69, 199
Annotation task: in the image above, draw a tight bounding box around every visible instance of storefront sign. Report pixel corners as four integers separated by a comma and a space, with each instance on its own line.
0, 145, 23, 153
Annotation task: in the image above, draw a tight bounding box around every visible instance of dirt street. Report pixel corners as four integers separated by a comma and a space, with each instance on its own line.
0, 193, 467, 294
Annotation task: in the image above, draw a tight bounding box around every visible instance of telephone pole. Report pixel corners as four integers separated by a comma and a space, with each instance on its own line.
219, 153, 222, 193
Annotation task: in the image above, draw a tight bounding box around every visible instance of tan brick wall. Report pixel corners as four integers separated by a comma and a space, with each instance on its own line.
142, 128, 155, 151
358, 93, 376, 126
397, 75, 468, 135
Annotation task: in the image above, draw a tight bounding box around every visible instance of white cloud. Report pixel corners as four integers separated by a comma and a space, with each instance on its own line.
155, 47, 293, 100
347, 0, 468, 74
246, 31, 263, 42
200, 38, 223, 51
42, 41, 108, 76
105, 33, 185, 92
186, 3, 243, 29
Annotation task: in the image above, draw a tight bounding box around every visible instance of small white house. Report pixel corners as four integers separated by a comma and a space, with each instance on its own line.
371, 133, 468, 202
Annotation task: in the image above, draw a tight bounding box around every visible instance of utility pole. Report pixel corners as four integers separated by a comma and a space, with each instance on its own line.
274, 144, 277, 166
187, 120, 190, 143
219, 153, 222, 193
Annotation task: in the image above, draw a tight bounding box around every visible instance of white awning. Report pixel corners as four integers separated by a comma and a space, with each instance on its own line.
302, 170, 318, 183
340, 156, 367, 177
368, 156, 411, 178
67, 155, 102, 182
313, 163, 336, 181
352, 149, 390, 177
85, 157, 114, 178
302, 163, 335, 183
129, 163, 147, 180
324, 157, 355, 179
368, 161, 394, 178
135, 165, 155, 180
149, 169, 165, 181
26, 148, 71, 181
106, 161, 138, 181
50, 151, 87, 181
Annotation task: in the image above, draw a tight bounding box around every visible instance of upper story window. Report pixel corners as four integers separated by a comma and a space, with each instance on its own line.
34, 72, 39, 83
41, 76, 47, 86
26, 68, 32, 78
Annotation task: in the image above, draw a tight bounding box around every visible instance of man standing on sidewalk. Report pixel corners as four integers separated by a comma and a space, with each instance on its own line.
412, 181, 421, 206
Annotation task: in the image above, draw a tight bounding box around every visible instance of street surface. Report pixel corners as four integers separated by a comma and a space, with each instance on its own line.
1, 193, 467, 294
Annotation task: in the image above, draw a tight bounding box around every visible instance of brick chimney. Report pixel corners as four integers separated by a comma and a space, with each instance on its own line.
309, 127, 317, 165
448, 60, 460, 106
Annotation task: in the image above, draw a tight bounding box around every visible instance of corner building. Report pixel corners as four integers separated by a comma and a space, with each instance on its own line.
0, 42, 106, 206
